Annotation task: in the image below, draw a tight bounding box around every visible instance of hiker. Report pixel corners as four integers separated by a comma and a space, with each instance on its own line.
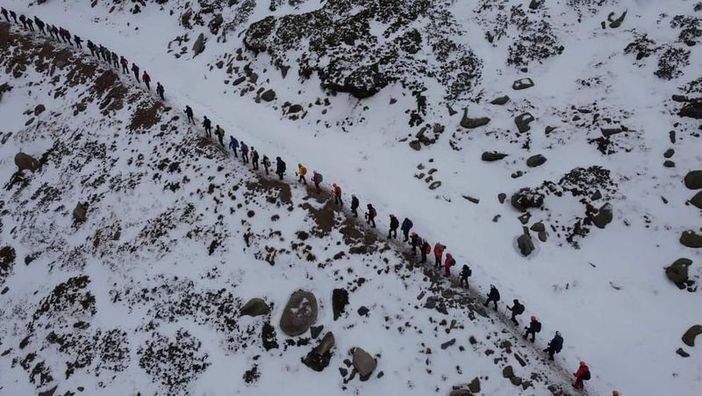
612, 391, 620, 396
63, 28, 73, 44
507, 299, 525, 325
410, 232, 420, 256
87, 40, 96, 56
401, 217, 413, 241
229, 136, 239, 157
251, 148, 259, 170
443, 253, 455, 276
202, 116, 212, 137
34, 17, 45, 34
332, 183, 342, 205
26, 18, 34, 32
365, 204, 377, 228
572, 361, 590, 390
156, 82, 165, 100
142, 71, 151, 90
111, 52, 119, 68
73, 35, 83, 49
262, 155, 271, 175
544, 331, 563, 361
433, 243, 444, 269
484, 284, 500, 310
459, 264, 471, 288
420, 239, 431, 264
311, 171, 322, 193
240, 142, 249, 163
19, 14, 27, 30
132, 63, 140, 82
1, 8, 8, 23
10, 10, 18, 24
276, 157, 286, 180
350, 195, 359, 217
214, 125, 225, 146
523, 315, 541, 342
185, 106, 194, 123
120, 56, 129, 73
297, 164, 307, 184
388, 214, 399, 239
47, 25, 57, 40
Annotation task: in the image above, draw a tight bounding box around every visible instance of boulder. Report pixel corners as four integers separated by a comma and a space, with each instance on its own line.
664, 160, 675, 168
302, 332, 335, 371
482, 151, 508, 162
664, 148, 675, 158
502, 365, 514, 379
240, 298, 270, 317
192, 33, 206, 57
460, 109, 490, 129
678, 101, 702, 119
526, 154, 546, 167
261, 89, 276, 102
538, 231, 548, 242
512, 78, 534, 90
517, 227, 535, 257
515, 113, 535, 133
332, 288, 349, 320
73, 202, 88, 223
691, 191, 702, 209
14, 152, 39, 172
510, 188, 544, 211
279, 290, 318, 336
592, 203, 613, 229
498, 193, 507, 203
490, 95, 510, 105
530, 222, 545, 232
288, 104, 303, 114
665, 258, 692, 288
680, 230, 702, 248
468, 377, 481, 393
352, 347, 377, 381
684, 170, 702, 189
676, 347, 690, 358
682, 325, 702, 347
449, 389, 472, 396
408, 140, 422, 151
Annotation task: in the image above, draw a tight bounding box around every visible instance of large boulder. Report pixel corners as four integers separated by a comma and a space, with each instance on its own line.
332, 288, 349, 320
240, 298, 270, 317
691, 191, 702, 209
526, 154, 547, 167
665, 258, 692, 289
515, 113, 535, 133
352, 347, 377, 381
460, 108, 490, 129
592, 203, 613, 229
14, 152, 39, 172
192, 33, 206, 57
682, 325, 702, 347
684, 170, 702, 189
517, 227, 535, 257
302, 332, 335, 371
482, 151, 508, 162
279, 290, 318, 336
678, 101, 702, 119
680, 230, 702, 248
73, 202, 88, 223
261, 89, 276, 102
510, 188, 544, 211
512, 78, 534, 90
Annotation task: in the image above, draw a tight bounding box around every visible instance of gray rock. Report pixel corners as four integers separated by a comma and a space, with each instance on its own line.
665, 258, 692, 288
261, 89, 276, 102
332, 288, 349, 320
608, 10, 627, 28
352, 347, 377, 381
192, 33, 206, 57
545, 125, 558, 134
468, 377, 481, 393
526, 154, 546, 167
14, 152, 39, 172
510, 188, 544, 211
538, 231, 548, 242
490, 95, 510, 105
680, 230, 702, 248
73, 202, 88, 223
440, 338, 456, 349
288, 104, 303, 113
482, 151, 508, 162
691, 191, 702, 209
279, 290, 318, 336
684, 170, 702, 189
498, 193, 507, 204
517, 227, 535, 257
409, 140, 421, 151
530, 222, 545, 232
302, 332, 335, 371
449, 389, 473, 396
682, 325, 702, 347
460, 108, 490, 129
502, 365, 514, 378
664, 160, 675, 168
240, 298, 270, 317
515, 113, 535, 133
592, 203, 613, 229
512, 78, 534, 90
664, 148, 675, 158
676, 348, 690, 358
679, 101, 702, 119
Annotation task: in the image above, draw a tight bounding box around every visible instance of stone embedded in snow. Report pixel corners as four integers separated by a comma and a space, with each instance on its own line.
510, 188, 544, 211
592, 203, 613, 229
490, 95, 510, 105
261, 89, 276, 102
498, 193, 507, 203
538, 231, 548, 242
73, 202, 88, 223
664, 160, 675, 168
279, 290, 318, 336
608, 10, 627, 28
502, 365, 514, 378
665, 258, 692, 289
409, 140, 422, 151
515, 112, 535, 133
676, 348, 690, 358
460, 108, 490, 129
664, 148, 675, 158
468, 377, 481, 393
690, 191, 702, 209
352, 347, 377, 381
449, 389, 472, 396
239, 298, 270, 317
684, 171, 702, 189
14, 152, 39, 172
678, 101, 702, 119
332, 288, 349, 320
302, 332, 335, 372
192, 33, 206, 57
440, 338, 456, 349
682, 325, 702, 347
482, 151, 508, 161
680, 230, 702, 248
288, 104, 303, 113
34, 104, 45, 116
512, 78, 534, 90
517, 227, 535, 257
526, 154, 547, 167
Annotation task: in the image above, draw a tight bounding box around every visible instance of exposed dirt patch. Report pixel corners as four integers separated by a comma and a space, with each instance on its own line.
301, 200, 337, 237
129, 101, 163, 131
245, 176, 292, 205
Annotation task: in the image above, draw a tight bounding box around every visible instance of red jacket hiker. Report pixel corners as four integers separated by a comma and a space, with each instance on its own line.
443, 253, 455, 276
434, 243, 444, 268
312, 172, 322, 192
573, 361, 590, 390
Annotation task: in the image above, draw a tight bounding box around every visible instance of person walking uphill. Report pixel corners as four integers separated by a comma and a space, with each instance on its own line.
131, 63, 140, 82
410, 232, 420, 256
443, 253, 455, 277
388, 214, 399, 239
484, 284, 500, 310
351, 195, 359, 217
251, 148, 259, 170
312, 171, 323, 193
297, 164, 307, 184
214, 125, 225, 146
420, 239, 431, 264
523, 315, 541, 342
142, 71, 151, 90
459, 264, 471, 288
332, 183, 342, 205
120, 56, 129, 74
401, 217, 413, 242
544, 331, 563, 361
262, 155, 271, 175
185, 106, 194, 124
34, 17, 46, 35
572, 361, 590, 390
156, 82, 165, 100
365, 204, 377, 228
507, 299, 525, 326
202, 116, 212, 137
433, 243, 444, 269
240, 142, 249, 163
276, 157, 286, 180
1, 8, 9, 23
229, 136, 239, 157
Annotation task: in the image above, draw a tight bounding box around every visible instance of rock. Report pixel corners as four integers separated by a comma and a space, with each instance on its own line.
592, 203, 613, 229
310, 325, 324, 339
357, 306, 369, 316
664, 160, 675, 168
332, 288, 349, 320
665, 258, 692, 289
682, 325, 702, 347
240, 298, 270, 317
449, 389, 472, 396
409, 140, 422, 151
481, 151, 508, 161
261, 89, 276, 102
517, 227, 535, 257
34, 104, 46, 116
498, 193, 506, 204
490, 95, 510, 105
518, 213, 530, 224
544, 125, 558, 134
208, 14, 224, 34
288, 104, 303, 114
530, 222, 545, 232
262, 321, 279, 350
429, 181, 442, 190
690, 191, 702, 209
538, 231, 548, 242
664, 148, 675, 158
14, 152, 39, 172
512, 78, 534, 90
302, 332, 335, 371
232, 76, 246, 86
468, 377, 481, 393
529, 0, 542, 9
510, 376, 523, 386
526, 154, 547, 167
73, 202, 88, 223
38, 386, 58, 396
352, 347, 377, 381
684, 171, 702, 189
440, 338, 456, 350
510, 188, 544, 211
192, 33, 206, 57
515, 113, 535, 133
678, 101, 702, 119
279, 290, 318, 336
676, 348, 690, 358
460, 109, 490, 129
511, 170, 524, 179
680, 230, 702, 248
502, 365, 514, 378
608, 10, 627, 28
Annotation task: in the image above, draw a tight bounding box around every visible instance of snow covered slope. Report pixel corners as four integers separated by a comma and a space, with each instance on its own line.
2, 0, 702, 394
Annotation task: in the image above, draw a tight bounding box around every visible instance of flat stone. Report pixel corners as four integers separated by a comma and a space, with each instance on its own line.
680, 230, 702, 248
682, 325, 702, 347
482, 151, 508, 161
240, 298, 270, 317
490, 95, 510, 105
526, 154, 546, 167
512, 78, 534, 90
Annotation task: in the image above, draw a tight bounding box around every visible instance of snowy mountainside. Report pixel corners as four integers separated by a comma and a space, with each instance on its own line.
2, 0, 702, 395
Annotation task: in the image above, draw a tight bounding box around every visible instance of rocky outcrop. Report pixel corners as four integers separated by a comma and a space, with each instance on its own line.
279, 290, 318, 336
665, 258, 692, 289
192, 33, 206, 57
352, 347, 377, 381
684, 170, 702, 189
332, 288, 349, 320
14, 152, 39, 172
678, 100, 702, 119
73, 202, 88, 223
240, 298, 270, 317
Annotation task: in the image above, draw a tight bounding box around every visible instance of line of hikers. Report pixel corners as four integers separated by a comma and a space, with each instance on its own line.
2, 10, 601, 391
1, 8, 165, 101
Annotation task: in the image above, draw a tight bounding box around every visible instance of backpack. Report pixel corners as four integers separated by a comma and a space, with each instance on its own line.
534, 320, 542, 333
583, 370, 591, 380
369, 207, 376, 217
553, 335, 563, 352
461, 265, 472, 277
317, 173, 323, 183
513, 303, 524, 315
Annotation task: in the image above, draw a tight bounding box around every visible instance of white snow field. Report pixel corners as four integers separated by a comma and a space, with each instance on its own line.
1, 0, 701, 395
